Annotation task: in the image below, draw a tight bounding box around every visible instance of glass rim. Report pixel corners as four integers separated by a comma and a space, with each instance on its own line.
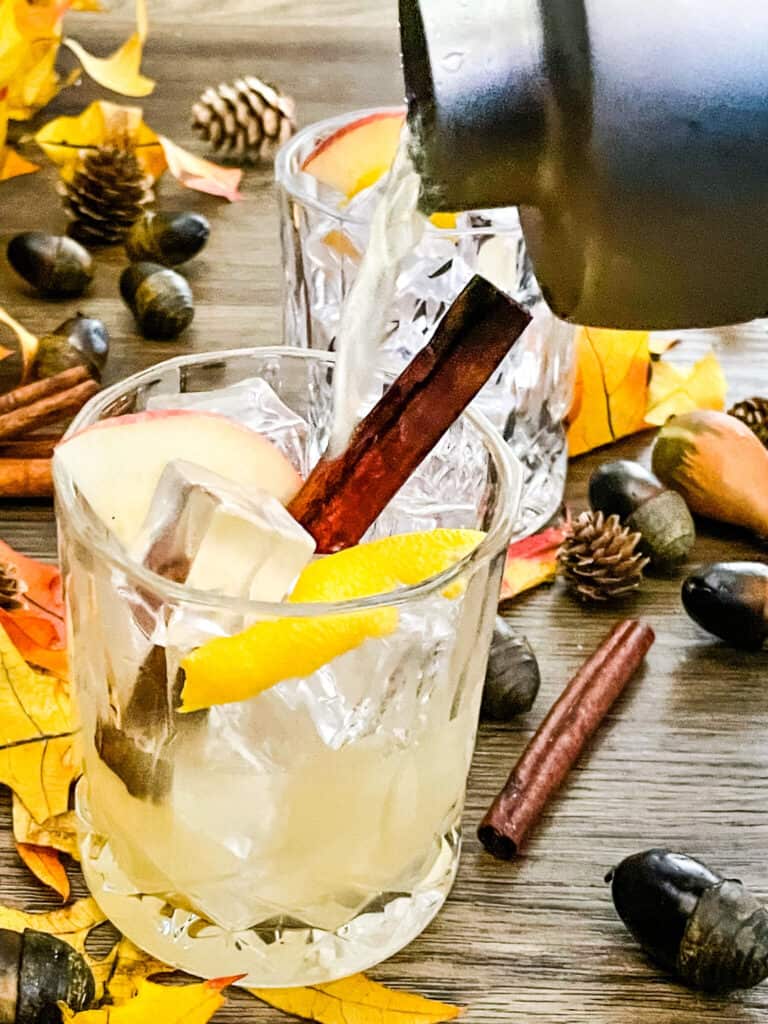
54, 346, 521, 619
274, 106, 520, 238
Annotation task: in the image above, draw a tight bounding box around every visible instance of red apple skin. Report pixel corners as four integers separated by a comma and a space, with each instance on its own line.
56, 409, 303, 545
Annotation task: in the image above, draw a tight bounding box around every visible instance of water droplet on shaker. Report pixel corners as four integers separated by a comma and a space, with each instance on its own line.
440, 51, 465, 73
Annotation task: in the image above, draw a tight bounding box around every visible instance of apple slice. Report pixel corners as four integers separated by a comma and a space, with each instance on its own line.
55, 410, 302, 546
302, 109, 405, 198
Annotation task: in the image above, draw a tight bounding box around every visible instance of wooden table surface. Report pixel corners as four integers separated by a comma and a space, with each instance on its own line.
2, 5, 768, 1022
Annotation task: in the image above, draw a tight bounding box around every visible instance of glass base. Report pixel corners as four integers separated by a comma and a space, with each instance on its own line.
79, 827, 460, 987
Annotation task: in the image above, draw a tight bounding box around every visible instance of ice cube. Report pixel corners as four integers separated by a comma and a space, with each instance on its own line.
132, 460, 315, 602
146, 377, 311, 475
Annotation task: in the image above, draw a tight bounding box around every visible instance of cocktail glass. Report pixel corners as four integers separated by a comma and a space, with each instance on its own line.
276, 108, 576, 536
54, 346, 521, 987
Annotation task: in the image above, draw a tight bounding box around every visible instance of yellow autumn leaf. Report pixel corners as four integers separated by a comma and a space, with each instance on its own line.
0, 304, 40, 379
71, 0, 103, 9
63, 0, 154, 97
0, 624, 79, 822
567, 327, 652, 457
90, 937, 174, 1005
35, 99, 165, 181
250, 974, 463, 1024
5, 0, 69, 120
644, 351, 727, 426
0, 2, 28, 90
62, 977, 231, 1024
16, 842, 70, 900
12, 794, 80, 860
0, 896, 105, 952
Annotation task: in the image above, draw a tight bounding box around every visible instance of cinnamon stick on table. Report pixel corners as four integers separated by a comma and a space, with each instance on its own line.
0, 376, 99, 442
0, 459, 52, 499
478, 619, 655, 861
0, 435, 61, 459
0, 366, 92, 416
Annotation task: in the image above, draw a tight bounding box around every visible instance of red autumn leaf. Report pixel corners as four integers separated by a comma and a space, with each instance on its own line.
499, 525, 566, 603
158, 134, 244, 201
0, 541, 65, 673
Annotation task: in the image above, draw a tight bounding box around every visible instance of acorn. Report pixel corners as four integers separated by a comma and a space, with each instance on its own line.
607, 849, 768, 991
119, 262, 194, 340
32, 314, 109, 382
682, 562, 768, 649
125, 211, 211, 267
481, 616, 540, 721
7, 233, 93, 299
0, 927, 95, 1022
589, 460, 696, 569
652, 410, 768, 537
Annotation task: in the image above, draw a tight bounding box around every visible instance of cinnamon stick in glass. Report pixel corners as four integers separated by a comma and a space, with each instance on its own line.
478, 619, 655, 861
288, 276, 531, 552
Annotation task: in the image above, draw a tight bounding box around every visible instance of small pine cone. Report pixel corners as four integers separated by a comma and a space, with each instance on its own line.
0, 562, 24, 611
728, 396, 768, 449
558, 510, 650, 603
59, 145, 154, 246
191, 76, 296, 164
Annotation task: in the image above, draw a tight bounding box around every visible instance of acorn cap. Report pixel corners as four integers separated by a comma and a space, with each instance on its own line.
627, 490, 696, 569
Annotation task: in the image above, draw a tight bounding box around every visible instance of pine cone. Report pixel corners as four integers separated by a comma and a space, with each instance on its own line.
59, 145, 154, 246
728, 397, 768, 449
191, 76, 296, 163
558, 510, 649, 603
0, 562, 23, 611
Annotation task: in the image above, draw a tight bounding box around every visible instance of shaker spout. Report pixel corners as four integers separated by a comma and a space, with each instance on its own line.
399, 0, 547, 213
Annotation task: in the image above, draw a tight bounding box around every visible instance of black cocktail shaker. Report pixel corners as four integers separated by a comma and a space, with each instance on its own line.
400, 0, 768, 329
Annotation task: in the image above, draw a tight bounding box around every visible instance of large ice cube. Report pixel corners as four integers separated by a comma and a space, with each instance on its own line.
132, 460, 315, 601
146, 377, 311, 475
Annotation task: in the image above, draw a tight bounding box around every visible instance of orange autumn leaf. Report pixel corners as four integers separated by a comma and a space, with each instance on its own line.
62, 0, 153, 98
499, 525, 565, 603
0, 148, 40, 181
0, 538, 64, 622
0, 609, 68, 676
12, 795, 79, 859
567, 327, 652, 457
16, 841, 70, 900
0, 305, 40, 380
250, 974, 462, 1024
644, 351, 726, 426
158, 134, 243, 201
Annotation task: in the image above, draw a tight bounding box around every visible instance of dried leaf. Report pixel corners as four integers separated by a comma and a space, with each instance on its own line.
63, 0, 154, 97
0, 896, 105, 952
0, 609, 68, 677
12, 794, 80, 859
0, 539, 66, 672
93, 937, 174, 1005
0, 625, 78, 822
16, 842, 70, 900
62, 977, 231, 1023
250, 974, 463, 1024
0, 304, 39, 379
644, 351, 727, 426
35, 99, 165, 181
499, 525, 566, 603
567, 327, 652, 457
158, 135, 243, 201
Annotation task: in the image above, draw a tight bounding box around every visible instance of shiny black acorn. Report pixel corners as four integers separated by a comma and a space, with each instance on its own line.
589, 459, 695, 569
32, 315, 109, 382
607, 849, 768, 991
682, 562, 768, 649
125, 211, 210, 267
7, 233, 93, 299
481, 616, 540, 721
119, 262, 194, 340
0, 927, 95, 1022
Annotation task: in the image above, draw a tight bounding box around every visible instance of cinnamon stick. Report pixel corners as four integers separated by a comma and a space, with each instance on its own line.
0, 459, 52, 498
0, 435, 61, 459
0, 366, 92, 416
478, 619, 655, 861
288, 276, 531, 552
0, 379, 99, 442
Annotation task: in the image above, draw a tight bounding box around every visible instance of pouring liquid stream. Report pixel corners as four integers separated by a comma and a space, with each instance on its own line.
328, 127, 427, 455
